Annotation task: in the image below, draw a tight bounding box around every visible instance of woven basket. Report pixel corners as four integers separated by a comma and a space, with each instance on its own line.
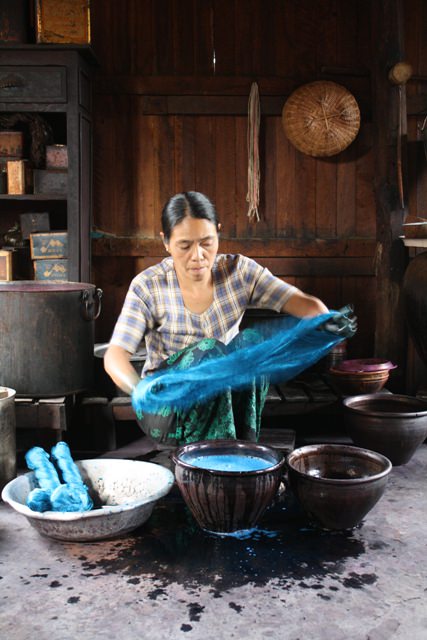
282, 81, 361, 157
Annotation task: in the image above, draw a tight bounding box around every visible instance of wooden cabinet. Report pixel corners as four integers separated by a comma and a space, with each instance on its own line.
0, 45, 96, 282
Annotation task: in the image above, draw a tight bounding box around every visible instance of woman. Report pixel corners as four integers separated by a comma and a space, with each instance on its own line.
104, 191, 349, 455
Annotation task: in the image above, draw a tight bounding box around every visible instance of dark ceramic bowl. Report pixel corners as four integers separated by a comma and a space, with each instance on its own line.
172, 439, 285, 534
328, 367, 390, 395
287, 444, 392, 531
343, 393, 427, 466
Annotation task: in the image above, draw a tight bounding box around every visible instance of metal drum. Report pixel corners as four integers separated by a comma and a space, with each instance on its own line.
0, 387, 16, 490
0, 281, 102, 397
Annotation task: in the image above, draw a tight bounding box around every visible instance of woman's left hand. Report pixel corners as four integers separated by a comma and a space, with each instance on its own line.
321, 304, 358, 338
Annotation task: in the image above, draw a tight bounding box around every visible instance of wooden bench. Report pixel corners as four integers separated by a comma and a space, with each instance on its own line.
77, 371, 342, 456
15, 396, 72, 442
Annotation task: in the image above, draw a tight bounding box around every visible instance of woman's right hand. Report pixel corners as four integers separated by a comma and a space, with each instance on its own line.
104, 344, 141, 395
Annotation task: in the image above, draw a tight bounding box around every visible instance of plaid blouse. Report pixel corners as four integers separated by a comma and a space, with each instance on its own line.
110, 254, 297, 375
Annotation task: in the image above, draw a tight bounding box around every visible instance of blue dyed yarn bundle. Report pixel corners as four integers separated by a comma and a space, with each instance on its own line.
132, 310, 352, 416
25, 442, 93, 513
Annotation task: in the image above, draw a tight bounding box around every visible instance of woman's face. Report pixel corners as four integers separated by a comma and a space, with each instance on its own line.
162, 216, 219, 284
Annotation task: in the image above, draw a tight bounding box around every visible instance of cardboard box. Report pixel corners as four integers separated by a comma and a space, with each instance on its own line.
33, 258, 68, 281
0, 131, 24, 159
0, 168, 6, 194
0, 1, 29, 43
36, 0, 91, 44
20, 213, 51, 240
0, 248, 32, 280
30, 231, 68, 259
33, 169, 67, 195
7, 159, 32, 194
46, 145, 68, 169
0, 250, 12, 280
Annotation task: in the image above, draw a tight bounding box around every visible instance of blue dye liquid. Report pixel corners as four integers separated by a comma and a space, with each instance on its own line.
184, 454, 274, 472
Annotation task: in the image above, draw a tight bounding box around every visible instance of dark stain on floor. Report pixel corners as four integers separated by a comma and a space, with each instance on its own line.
67, 490, 380, 595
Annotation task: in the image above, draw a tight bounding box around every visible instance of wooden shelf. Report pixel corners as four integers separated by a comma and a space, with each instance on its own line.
0, 194, 66, 201
402, 238, 427, 248
0, 47, 94, 281
0, 44, 98, 65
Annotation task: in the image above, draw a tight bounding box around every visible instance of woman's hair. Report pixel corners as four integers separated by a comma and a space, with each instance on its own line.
161, 191, 219, 241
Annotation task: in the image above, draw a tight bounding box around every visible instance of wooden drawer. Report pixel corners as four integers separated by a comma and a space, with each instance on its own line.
0, 66, 66, 103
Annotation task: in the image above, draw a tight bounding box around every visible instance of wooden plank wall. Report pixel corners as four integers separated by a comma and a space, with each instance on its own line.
403, 0, 427, 391
89, 0, 408, 363
405, 0, 427, 218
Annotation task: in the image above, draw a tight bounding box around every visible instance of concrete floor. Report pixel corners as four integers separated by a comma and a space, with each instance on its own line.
1, 445, 427, 640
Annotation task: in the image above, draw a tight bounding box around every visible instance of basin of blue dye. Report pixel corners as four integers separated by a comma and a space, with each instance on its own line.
181, 453, 274, 472
172, 439, 286, 534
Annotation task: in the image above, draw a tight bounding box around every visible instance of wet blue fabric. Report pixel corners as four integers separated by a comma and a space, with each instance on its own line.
51, 442, 89, 488
25, 442, 93, 513
132, 312, 346, 415
50, 442, 93, 511
50, 483, 93, 512
26, 488, 53, 512
25, 447, 61, 493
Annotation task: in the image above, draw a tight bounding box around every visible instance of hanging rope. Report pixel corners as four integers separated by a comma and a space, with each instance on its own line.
246, 82, 261, 222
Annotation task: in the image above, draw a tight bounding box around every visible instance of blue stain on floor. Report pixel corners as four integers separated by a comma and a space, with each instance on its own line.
72, 488, 378, 596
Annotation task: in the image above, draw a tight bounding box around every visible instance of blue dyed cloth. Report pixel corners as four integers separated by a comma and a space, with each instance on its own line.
132, 312, 346, 416
25, 447, 61, 493
50, 483, 93, 512
51, 442, 93, 511
26, 488, 53, 512
134, 334, 270, 447
25, 442, 93, 513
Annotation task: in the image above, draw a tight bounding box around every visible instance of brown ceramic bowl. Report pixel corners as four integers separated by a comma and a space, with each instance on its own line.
336, 358, 397, 373
172, 439, 285, 534
287, 444, 392, 531
343, 393, 427, 465
328, 367, 390, 395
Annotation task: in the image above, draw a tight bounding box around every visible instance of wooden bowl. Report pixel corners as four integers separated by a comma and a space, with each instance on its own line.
335, 358, 397, 373
328, 367, 390, 395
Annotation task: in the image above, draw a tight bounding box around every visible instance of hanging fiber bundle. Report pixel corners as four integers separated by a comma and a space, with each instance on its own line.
246, 82, 261, 222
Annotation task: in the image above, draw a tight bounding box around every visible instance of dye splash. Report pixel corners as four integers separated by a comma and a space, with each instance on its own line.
132, 311, 350, 415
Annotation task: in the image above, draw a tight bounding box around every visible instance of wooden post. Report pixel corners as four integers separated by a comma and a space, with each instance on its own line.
371, 0, 408, 391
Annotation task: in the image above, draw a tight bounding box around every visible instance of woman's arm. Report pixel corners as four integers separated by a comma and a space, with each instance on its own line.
104, 344, 141, 395
281, 289, 329, 318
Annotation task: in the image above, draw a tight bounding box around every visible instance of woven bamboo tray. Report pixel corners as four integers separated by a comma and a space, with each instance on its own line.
282, 81, 360, 157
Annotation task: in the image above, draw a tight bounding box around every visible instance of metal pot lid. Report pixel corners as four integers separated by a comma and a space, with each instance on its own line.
335, 358, 397, 373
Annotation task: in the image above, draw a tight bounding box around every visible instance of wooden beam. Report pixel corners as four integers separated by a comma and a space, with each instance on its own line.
371, 0, 408, 389
92, 236, 377, 259
94, 74, 371, 100
135, 94, 371, 117
140, 95, 285, 116
92, 237, 376, 277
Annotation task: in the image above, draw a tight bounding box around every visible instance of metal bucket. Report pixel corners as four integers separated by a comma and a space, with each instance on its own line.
0, 387, 16, 491
0, 281, 102, 397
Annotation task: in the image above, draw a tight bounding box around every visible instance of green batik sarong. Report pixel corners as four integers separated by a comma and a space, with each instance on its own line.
136, 330, 269, 450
